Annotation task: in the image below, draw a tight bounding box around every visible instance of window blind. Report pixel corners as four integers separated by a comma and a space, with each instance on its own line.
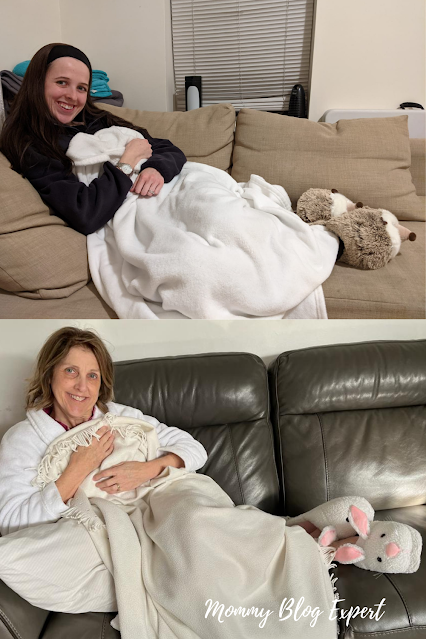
171, 0, 315, 112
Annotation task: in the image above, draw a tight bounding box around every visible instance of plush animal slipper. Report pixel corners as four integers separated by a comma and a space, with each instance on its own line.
325, 207, 416, 270
334, 518, 422, 573
295, 188, 416, 270
286, 496, 374, 545
296, 188, 362, 224
286, 496, 422, 573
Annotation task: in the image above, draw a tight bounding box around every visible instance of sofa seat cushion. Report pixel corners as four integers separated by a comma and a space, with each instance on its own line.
0, 578, 49, 639
323, 221, 425, 319
39, 612, 119, 639
0, 281, 116, 319
0, 153, 90, 300
335, 505, 426, 638
231, 109, 424, 221
101, 103, 236, 172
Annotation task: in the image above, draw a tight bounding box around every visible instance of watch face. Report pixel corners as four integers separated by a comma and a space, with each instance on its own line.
118, 163, 132, 175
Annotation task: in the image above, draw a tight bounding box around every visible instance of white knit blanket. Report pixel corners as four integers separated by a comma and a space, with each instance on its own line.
35, 413, 338, 639
67, 126, 339, 319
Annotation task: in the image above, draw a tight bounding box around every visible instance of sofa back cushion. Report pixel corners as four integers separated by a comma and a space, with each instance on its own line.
0, 152, 89, 299
410, 138, 425, 222
269, 340, 426, 516
410, 139, 425, 197
232, 109, 424, 221
113, 352, 280, 514
102, 103, 236, 172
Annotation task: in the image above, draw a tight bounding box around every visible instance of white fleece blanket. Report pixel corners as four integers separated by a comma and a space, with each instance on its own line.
67, 126, 339, 319
35, 413, 338, 639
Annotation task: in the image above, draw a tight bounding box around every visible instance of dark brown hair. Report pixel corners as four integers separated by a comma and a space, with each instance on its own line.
26, 326, 114, 413
0, 42, 150, 174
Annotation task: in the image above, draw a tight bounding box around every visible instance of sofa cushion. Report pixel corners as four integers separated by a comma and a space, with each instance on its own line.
269, 339, 426, 515
2, 216, 423, 318
38, 612, 119, 639
410, 138, 425, 198
0, 153, 89, 299
0, 578, 49, 639
113, 353, 281, 515
231, 109, 423, 221
0, 281, 116, 319
323, 221, 425, 319
101, 103, 236, 172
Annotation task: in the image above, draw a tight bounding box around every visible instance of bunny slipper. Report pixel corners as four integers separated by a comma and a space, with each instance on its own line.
286, 496, 422, 574
335, 518, 422, 574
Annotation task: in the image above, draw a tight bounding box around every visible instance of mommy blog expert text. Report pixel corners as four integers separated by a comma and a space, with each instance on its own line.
204, 597, 386, 629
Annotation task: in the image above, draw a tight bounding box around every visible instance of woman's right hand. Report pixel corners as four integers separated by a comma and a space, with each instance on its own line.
120, 138, 152, 168
69, 425, 115, 475
56, 426, 115, 503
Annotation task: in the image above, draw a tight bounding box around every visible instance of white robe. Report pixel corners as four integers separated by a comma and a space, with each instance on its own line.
0, 402, 207, 536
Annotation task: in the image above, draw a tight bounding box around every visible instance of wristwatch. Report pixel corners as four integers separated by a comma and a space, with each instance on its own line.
116, 162, 133, 176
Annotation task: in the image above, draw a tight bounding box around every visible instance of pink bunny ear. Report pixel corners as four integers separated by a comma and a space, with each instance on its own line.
319, 526, 337, 547
349, 505, 370, 539
386, 542, 401, 558
334, 544, 365, 565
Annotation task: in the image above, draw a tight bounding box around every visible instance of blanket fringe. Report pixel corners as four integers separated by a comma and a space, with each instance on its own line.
62, 505, 106, 531
32, 420, 148, 489
318, 545, 340, 602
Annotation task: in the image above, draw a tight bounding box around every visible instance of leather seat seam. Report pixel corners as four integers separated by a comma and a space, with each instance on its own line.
350, 627, 426, 637
0, 610, 23, 639
273, 358, 287, 513
227, 423, 245, 505
382, 573, 413, 626
188, 415, 269, 429
101, 613, 107, 639
266, 361, 282, 513
317, 413, 330, 501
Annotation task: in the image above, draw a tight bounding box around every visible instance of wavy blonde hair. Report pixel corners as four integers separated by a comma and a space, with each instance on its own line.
26, 327, 114, 413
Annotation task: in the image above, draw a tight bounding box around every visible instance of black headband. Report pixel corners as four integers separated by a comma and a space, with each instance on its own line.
47, 45, 91, 72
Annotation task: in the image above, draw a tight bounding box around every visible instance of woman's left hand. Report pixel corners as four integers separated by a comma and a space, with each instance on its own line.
93, 461, 158, 494
130, 167, 164, 197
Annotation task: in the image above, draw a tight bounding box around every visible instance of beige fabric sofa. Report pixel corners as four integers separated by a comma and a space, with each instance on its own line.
0, 103, 424, 319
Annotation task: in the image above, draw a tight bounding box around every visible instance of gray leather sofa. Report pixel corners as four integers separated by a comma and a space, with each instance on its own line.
0, 340, 425, 638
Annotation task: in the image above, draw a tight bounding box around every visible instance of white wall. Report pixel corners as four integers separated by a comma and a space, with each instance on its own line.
1, 319, 425, 437
2, 1, 424, 116
1, 0, 61, 70
0, 0, 174, 112
59, 0, 174, 111
309, 0, 426, 121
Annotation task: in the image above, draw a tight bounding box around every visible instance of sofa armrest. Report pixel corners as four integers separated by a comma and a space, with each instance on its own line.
0, 580, 49, 639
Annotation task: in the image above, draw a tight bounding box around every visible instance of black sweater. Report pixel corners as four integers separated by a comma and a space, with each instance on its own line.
23, 111, 187, 235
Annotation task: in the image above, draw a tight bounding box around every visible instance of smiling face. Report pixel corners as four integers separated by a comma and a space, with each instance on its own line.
44, 57, 90, 124
50, 345, 101, 428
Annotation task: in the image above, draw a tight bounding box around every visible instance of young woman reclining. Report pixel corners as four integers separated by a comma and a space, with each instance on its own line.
0, 43, 186, 235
